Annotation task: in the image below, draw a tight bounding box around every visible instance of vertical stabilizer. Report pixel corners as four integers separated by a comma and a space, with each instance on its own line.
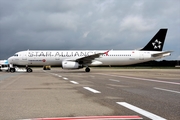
141, 29, 167, 51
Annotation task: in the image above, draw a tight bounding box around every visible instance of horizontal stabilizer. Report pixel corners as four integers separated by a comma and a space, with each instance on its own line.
151, 51, 173, 57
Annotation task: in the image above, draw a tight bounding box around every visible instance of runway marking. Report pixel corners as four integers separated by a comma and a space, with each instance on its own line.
63, 77, 68, 80
154, 87, 180, 94
51, 73, 60, 76
97, 73, 180, 85
70, 81, 79, 84
49, 73, 62, 77
107, 87, 115, 90
109, 79, 120, 82
83, 87, 101, 93
117, 102, 166, 120
20, 115, 142, 120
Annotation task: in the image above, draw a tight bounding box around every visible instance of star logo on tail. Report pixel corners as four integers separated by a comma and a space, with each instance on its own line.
152, 39, 162, 49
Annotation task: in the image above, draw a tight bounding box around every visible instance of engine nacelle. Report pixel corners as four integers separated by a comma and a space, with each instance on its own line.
90, 61, 102, 66
62, 61, 82, 69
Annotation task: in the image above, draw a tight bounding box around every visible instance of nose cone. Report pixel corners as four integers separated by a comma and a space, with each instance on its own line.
8, 56, 13, 64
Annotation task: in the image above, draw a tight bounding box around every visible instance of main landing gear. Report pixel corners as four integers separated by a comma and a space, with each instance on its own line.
85, 67, 90, 72
26, 67, 33, 72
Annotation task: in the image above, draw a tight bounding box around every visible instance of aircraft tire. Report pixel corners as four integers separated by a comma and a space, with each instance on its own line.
85, 67, 90, 72
27, 68, 33, 73
10, 68, 15, 73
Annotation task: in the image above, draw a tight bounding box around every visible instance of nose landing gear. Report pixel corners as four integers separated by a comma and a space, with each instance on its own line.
10, 68, 16, 73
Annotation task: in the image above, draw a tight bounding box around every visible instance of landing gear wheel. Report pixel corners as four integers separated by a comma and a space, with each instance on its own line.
26, 68, 33, 73
85, 67, 90, 72
10, 68, 15, 73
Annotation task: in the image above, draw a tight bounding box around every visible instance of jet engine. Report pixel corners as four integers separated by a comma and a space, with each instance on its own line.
62, 61, 83, 69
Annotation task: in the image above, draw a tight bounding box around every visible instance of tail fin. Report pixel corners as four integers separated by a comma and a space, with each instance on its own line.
141, 29, 168, 51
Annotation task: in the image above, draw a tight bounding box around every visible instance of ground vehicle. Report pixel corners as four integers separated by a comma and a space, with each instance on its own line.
43, 65, 51, 70
0, 60, 9, 72
0, 60, 26, 72
0, 64, 9, 72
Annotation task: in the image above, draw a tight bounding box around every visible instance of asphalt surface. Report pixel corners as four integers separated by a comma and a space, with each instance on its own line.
0, 68, 179, 120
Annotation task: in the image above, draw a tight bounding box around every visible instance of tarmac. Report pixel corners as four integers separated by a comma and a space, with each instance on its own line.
0, 68, 179, 120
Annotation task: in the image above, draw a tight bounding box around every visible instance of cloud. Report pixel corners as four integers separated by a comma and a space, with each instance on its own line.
119, 15, 156, 32
0, 0, 179, 60
83, 31, 90, 38
177, 56, 180, 60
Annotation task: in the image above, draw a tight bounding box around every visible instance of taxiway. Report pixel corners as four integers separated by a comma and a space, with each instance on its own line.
0, 68, 179, 120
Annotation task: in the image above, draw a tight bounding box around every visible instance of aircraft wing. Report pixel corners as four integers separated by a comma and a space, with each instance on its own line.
65, 50, 109, 65
151, 51, 173, 57
75, 52, 105, 64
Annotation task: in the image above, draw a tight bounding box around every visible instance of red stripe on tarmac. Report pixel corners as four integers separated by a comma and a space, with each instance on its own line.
28, 116, 142, 120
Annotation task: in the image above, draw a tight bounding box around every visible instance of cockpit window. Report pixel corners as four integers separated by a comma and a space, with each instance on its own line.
14, 54, 18, 56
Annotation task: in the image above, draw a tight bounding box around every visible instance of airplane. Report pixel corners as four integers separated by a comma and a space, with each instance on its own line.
7, 29, 172, 73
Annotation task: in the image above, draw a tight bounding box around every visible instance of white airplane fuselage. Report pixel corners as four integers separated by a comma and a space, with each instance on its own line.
7, 29, 171, 72
8, 50, 165, 66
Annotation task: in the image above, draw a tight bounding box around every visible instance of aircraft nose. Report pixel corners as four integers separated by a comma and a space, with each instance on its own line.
8, 56, 13, 64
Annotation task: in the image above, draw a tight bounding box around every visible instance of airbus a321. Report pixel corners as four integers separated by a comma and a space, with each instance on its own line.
8, 29, 172, 72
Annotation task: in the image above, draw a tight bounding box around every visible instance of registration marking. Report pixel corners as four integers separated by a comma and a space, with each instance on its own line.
154, 87, 180, 94
117, 102, 166, 120
83, 87, 101, 93
70, 81, 79, 84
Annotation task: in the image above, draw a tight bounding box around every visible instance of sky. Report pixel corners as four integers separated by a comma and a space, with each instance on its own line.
0, 0, 180, 60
